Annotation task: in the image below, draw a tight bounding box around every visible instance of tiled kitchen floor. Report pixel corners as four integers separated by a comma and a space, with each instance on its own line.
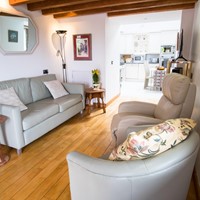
120, 80, 162, 103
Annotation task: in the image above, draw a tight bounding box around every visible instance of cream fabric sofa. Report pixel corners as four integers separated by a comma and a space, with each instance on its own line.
0, 74, 85, 154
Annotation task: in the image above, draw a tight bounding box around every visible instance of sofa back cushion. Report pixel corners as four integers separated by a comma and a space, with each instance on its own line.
30, 74, 57, 102
0, 78, 33, 104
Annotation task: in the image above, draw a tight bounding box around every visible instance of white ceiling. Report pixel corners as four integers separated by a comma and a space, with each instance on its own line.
120, 20, 181, 34
109, 10, 182, 34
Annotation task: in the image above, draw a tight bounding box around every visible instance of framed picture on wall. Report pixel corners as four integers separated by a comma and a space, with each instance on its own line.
73, 34, 92, 60
8, 30, 18, 43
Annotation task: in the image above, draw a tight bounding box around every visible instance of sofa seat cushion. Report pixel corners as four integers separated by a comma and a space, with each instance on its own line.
55, 94, 82, 112
21, 99, 59, 130
41, 94, 82, 112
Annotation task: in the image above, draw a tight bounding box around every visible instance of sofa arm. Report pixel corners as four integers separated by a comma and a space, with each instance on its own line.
118, 101, 157, 115
0, 104, 25, 150
63, 83, 85, 109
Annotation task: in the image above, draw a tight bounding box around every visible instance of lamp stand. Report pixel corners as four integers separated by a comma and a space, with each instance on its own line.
56, 30, 67, 83
62, 63, 67, 83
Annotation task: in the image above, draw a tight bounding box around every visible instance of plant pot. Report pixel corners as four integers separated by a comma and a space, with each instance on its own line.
93, 83, 100, 90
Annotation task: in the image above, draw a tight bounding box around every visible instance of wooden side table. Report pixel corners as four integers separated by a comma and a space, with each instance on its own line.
0, 115, 9, 167
85, 88, 106, 114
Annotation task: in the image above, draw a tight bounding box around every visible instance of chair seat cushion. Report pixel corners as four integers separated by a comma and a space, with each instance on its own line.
111, 113, 161, 133
109, 118, 196, 161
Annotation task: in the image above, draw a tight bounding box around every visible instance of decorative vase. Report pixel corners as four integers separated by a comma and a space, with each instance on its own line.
93, 83, 101, 90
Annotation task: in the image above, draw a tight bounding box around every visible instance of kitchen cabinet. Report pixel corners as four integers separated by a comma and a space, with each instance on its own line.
160, 30, 177, 46
120, 34, 134, 54
125, 64, 138, 80
138, 64, 145, 80
120, 30, 178, 55
125, 64, 145, 80
148, 32, 161, 53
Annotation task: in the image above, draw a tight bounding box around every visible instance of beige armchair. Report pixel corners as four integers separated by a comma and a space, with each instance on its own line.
67, 130, 199, 200
111, 73, 196, 146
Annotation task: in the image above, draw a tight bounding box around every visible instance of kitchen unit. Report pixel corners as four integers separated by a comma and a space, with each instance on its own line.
120, 46, 175, 83
125, 63, 145, 81
122, 55, 145, 81
145, 54, 160, 64
120, 54, 145, 81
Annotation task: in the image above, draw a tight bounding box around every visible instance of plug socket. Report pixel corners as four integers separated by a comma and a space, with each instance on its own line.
43, 69, 48, 74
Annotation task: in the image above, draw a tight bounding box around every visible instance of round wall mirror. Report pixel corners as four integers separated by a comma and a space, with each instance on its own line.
0, 11, 38, 54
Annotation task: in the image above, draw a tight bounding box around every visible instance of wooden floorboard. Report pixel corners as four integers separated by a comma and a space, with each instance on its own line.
0, 97, 198, 200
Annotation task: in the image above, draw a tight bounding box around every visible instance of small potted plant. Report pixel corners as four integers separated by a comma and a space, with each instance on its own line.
92, 69, 100, 89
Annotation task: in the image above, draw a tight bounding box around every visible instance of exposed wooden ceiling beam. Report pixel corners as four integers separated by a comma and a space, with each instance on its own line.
53, 0, 196, 18
9, 0, 42, 5
27, 0, 99, 11
108, 3, 195, 17
42, 0, 159, 15
9, 0, 198, 18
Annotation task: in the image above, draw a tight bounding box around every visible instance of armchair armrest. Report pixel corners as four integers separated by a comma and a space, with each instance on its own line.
112, 114, 163, 145
63, 83, 85, 109
118, 101, 157, 116
0, 104, 24, 150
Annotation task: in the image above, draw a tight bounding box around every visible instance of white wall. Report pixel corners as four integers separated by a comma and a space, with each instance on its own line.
56, 14, 106, 89
105, 19, 121, 102
190, 1, 200, 187
0, 0, 62, 81
180, 9, 195, 59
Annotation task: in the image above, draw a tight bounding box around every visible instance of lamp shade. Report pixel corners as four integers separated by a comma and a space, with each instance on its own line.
56, 30, 67, 34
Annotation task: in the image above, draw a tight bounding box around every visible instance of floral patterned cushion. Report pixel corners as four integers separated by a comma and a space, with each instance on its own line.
109, 118, 196, 161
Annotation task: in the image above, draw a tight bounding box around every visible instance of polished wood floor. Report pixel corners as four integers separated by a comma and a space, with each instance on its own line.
0, 96, 198, 200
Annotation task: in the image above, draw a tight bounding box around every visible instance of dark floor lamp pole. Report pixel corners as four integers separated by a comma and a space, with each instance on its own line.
56, 30, 67, 82
62, 63, 67, 83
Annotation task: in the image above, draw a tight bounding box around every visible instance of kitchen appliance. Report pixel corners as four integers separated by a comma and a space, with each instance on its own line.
160, 45, 175, 54
133, 55, 144, 64
120, 54, 133, 65
145, 54, 160, 64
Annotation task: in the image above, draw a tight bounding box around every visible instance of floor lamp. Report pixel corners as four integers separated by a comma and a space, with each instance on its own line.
55, 30, 67, 83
